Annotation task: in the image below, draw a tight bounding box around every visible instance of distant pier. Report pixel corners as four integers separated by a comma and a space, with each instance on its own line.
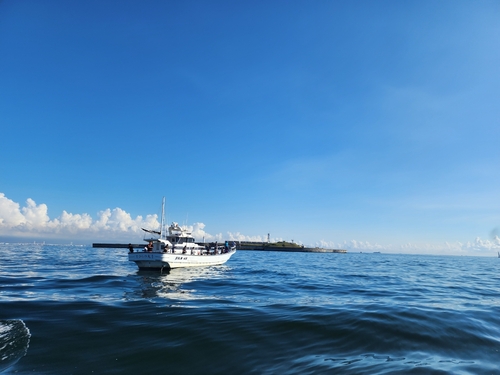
92, 243, 144, 249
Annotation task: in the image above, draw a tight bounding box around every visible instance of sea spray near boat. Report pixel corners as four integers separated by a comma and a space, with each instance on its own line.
0, 320, 31, 372
128, 198, 236, 270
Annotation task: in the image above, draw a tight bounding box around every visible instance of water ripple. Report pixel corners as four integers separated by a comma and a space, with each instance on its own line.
1, 245, 500, 374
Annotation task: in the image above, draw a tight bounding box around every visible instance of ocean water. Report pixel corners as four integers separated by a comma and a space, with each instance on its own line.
1, 244, 500, 374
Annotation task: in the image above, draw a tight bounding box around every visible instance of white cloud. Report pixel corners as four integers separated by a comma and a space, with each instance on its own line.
0, 193, 161, 242
0, 193, 26, 227
21, 198, 51, 228
226, 231, 266, 242
186, 222, 222, 242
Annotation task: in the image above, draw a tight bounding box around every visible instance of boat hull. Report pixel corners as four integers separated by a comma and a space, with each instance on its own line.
128, 250, 236, 270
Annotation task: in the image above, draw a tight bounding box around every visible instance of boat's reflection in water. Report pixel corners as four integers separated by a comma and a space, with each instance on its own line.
134, 266, 229, 301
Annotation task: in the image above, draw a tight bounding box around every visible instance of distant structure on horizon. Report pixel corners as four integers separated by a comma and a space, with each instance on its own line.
237, 241, 346, 253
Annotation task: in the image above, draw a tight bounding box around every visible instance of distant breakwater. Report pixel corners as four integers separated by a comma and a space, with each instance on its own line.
237, 241, 347, 253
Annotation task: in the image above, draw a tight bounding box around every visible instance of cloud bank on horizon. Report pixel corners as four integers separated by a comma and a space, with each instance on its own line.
1, 193, 498, 256
0, 193, 264, 244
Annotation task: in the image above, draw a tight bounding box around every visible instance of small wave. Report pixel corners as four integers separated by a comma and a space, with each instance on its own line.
0, 319, 31, 373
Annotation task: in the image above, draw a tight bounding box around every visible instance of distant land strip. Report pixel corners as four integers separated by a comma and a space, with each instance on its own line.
92, 241, 347, 253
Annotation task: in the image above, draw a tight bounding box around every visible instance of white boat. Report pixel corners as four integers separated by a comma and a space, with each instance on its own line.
128, 199, 236, 270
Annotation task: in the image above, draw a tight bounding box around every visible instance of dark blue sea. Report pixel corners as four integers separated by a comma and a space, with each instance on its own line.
1, 244, 500, 374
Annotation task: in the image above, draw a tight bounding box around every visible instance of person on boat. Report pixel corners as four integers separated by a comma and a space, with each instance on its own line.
224, 241, 229, 253
128, 243, 134, 253
163, 244, 169, 253
146, 241, 153, 252
182, 245, 187, 254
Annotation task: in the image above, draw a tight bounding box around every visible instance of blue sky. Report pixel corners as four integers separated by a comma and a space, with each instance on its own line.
1, 0, 499, 255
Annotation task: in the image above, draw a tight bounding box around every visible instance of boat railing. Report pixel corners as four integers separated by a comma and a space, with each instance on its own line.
154, 245, 236, 256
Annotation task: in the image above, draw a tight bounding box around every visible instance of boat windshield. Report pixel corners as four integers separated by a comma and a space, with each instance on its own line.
167, 236, 196, 244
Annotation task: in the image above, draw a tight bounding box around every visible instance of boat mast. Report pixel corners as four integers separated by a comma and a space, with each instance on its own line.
160, 197, 165, 239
